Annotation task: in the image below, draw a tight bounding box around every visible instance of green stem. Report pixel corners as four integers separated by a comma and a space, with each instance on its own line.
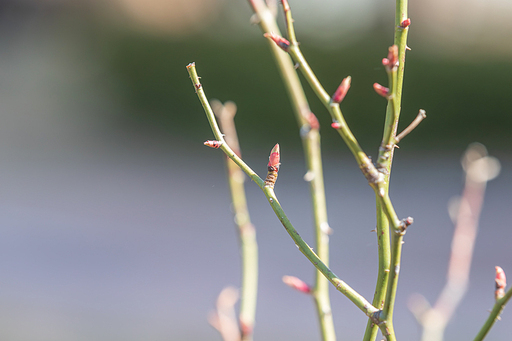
362, 198, 391, 341
248, 1, 336, 340
187, 63, 265, 189
263, 186, 379, 320
213, 101, 258, 341
473, 286, 512, 341
188, 61, 378, 320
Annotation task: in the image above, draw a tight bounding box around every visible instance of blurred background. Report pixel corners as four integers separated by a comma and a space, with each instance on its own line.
0, 0, 511, 340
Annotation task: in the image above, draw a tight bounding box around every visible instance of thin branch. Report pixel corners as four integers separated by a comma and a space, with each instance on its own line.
247, 1, 336, 339
212, 100, 258, 341
188, 62, 379, 321
408, 143, 501, 341
473, 280, 512, 341
395, 109, 427, 143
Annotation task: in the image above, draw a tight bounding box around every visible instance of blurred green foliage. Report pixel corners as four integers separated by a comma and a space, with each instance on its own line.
99, 22, 512, 154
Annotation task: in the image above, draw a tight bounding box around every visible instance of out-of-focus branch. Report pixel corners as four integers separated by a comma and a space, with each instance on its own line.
208, 287, 241, 341
211, 100, 258, 341
408, 143, 501, 341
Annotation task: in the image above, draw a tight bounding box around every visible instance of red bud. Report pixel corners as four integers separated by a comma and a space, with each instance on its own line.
373, 83, 389, 98
495, 266, 507, 300
282, 275, 311, 294
383, 45, 399, 72
332, 76, 351, 103
400, 18, 411, 28
307, 112, 320, 130
281, 0, 290, 12
268, 143, 280, 169
263, 32, 290, 52
204, 140, 223, 149
331, 122, 342, 129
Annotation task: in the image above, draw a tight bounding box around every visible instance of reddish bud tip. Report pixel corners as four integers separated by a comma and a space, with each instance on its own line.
400, 18, 411, 28
263, 32, 290, 52
281, 0, 290, 12
307, 112, 320, 130
373, 83, 389, 98
204, 140, 223, 149
282, 275, 311, 294
495, 266, 507, 300
331, 122, 342, 129
240, 319, 253, 337
384, 45, 399, 72
332, 76, 352, 103
268, 143, 281, 169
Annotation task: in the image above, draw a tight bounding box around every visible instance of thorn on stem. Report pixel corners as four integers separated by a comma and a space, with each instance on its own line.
263, 32, 290, 52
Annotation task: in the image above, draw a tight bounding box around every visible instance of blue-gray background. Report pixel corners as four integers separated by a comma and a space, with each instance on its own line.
0, 0, 511, 340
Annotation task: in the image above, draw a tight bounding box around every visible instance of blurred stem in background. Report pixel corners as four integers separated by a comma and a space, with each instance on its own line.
247, 1, 336, 340
409, 143, 501, 341
210, 100, 258, 341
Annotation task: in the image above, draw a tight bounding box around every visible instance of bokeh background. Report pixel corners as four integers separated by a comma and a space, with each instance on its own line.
0, 0, 511, 340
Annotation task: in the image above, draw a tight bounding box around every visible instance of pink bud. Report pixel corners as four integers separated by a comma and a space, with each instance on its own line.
263, 32, 290, 52
495, 266, 507, 300
331, 122, 341, 129
282, 275, 311, 294
373, 83, 389, 97
332, 76, 351, 103
268, 143, 280, 170
400, 18, 411, 28
385, 45, 399, 72
307, 112, 320, 130
281, 0, 290, 12
373, 83, 389, 98
204, 140, 223, 149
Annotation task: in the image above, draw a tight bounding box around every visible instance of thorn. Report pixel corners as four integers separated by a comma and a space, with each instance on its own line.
370, 229, 376, 233
294, 62, 300, 69
406, 45, 412, 51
